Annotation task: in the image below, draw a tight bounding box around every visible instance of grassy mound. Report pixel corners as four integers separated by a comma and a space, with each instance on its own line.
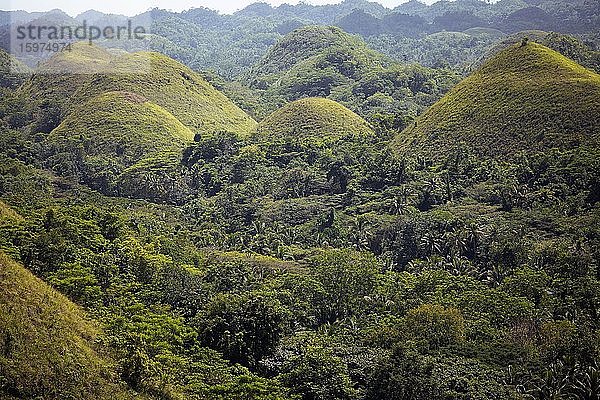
394, 42, 600, 159
48, 90, 193, 162
255, 97, 374, 143
37, 42, 117, 74
73, 51, 257, 136
0, 252, 134, 399
244, 25, 389, 90
22, 43, 257, 137
473, 31, 600, 73
45, 91, 193, 194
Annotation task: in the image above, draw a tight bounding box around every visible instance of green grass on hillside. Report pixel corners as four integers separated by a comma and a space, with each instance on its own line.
254, 97, 375, 143
73, 51, 257, 136
0, 252, 134, 399
22, 43, 257, 137
248, 26, 376, 77
45, 91, 193, 197
242, 25, 459, 121
0, 200, 24, 225
48, 90, 193, 165
244, 25, 390, 91
394, 42, 600, 159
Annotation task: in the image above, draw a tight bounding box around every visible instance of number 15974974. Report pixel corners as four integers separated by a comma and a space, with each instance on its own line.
18, 42, 72, 53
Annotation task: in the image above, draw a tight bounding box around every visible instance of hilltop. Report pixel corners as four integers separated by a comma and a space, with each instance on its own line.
0, 251, 135, 399
45, 91, 193, 198
21, 43, 257, 137
255, 97, 374, 143
394, 42, 600, 159
243, 25, 459, 119
475, 31, 600, 73
246, 25, 383, 80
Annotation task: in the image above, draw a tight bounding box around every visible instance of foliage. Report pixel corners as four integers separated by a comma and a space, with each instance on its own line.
1, 10, 600, 400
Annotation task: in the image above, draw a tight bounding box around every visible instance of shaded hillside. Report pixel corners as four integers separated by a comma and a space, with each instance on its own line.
0, 49, 29, 89
394, 42, 600, 159
0, 251, 135, 399
496, 6, 558, 33
366, 29, 504, 70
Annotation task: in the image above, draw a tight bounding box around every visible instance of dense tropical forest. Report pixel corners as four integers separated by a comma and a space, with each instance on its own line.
1, 0, 600, 399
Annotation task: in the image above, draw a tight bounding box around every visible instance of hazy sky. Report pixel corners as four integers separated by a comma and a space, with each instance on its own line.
1, 0, 439, 16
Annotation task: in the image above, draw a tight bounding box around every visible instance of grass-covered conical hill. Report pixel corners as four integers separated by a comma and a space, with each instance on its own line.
394, 42, 600, 160
242, 25, 458, 121
243, 25, 390, 90
248, 25, 379, 76
0, 251, 136, 399
73, 50, 257, 136
472, 31, 600, 73
254, 97, 374, 143
45, 91, 193, 193
21, 43, 257, 136
19, 43, 116, 113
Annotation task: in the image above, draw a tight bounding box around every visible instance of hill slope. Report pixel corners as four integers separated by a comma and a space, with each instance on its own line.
474, 31, 600, 73
45, 91, 193, 196
22, 43, 257, 137
255, 97, 374, 142
0, 251, 134, 399
0, 49, 30, 88
394, 42, 600, 159
243, 25, 459, 119
246, 25, 383, 79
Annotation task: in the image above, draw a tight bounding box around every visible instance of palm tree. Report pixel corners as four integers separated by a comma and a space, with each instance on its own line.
350, 215, 371, 251
465, 222, 486, 258
571, 362, 600, 400
522, 361, 571, 400
446, 256, 477, 277
420, 232, 442, 255
444, 228, 468, 257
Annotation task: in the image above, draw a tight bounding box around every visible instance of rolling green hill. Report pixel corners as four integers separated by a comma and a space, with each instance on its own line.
45, 91, 193, 197
22, 43, 257, 137
254, 97, 374, 143
473, 31, 600, 73
246, 25, 385, 80
394, 42, 600, 159
0, 251, 135, 399
242, 26, 460, 120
